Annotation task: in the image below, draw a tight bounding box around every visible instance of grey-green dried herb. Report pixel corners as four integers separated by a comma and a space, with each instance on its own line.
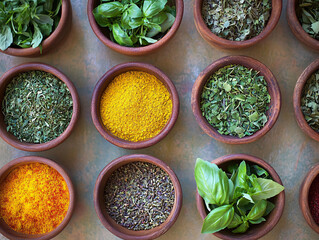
2, 70, 73, 143
298, 0, 319, 40
104, 162, 175, 231
202, 0, 272, 41
301, 69, 319, 131
200, 65, 271, 138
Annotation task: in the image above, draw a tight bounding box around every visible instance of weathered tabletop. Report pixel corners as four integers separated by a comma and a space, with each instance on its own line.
0, 0, 318, 239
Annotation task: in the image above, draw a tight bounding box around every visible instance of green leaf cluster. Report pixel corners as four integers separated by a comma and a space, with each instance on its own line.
200, 64, 271, 138
301, 70, 319, 132
93, 0, 176, 47
194, 158, 284, 234
298, 0, 319, 40
0, 0, 62, 51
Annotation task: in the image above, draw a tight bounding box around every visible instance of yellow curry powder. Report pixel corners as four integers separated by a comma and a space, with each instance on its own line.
0, 163, 69, 234
100, 71, 173, 142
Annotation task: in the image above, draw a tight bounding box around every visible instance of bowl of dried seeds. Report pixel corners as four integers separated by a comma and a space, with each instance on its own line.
191, 55, 281, 144
94, 154, 182, 240
287, 0, 319, 50
293, 59, 319, 141
193, 0, 282, 49
0, 63, 80, 151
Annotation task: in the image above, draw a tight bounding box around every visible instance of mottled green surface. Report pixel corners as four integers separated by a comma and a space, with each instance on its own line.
0, 0, 318, 239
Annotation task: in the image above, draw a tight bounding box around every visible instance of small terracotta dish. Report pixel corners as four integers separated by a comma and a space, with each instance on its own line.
193, 0, 282, 49
287, 0, 319, 51
0, 63, 80, 152
0, 156, 75, 240
293, 59, 319, 141
300, 163, 319, 234
94, 154, 182, 240
191, 55, 281, 144
91, 62, 179, 149
87, 0, 183, 56
196, 153, 285, 240
0, 0, 72, 57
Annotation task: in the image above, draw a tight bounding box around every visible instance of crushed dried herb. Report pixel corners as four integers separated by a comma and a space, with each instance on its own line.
201, 0, 272, 41
200, 65, 271, 138
2, 70, 73, 143
298, 0, 319, 40
104, 162, 175, 230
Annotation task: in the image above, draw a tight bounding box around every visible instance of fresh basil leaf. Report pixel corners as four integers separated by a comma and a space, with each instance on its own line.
38, 23, 53, 37
93, 2, 124, 19
249, 217, 266, 224
234, 161, 249, 189
232, 220, 249, 233
247, 174, 262, 192
263, 201, 275, 216
127, 3, 143, 18
242, 193, 254, 204
150, 12, 167, 24
247, 199, 267, 220
227, 212, 242, 229
143, 19, 161, 31
251, 165, 269, 178
201, 205, 234, 234
252, 178, 284, 201
31, 22, 43, 48
159, 12, 175, 32
143, 0, 167, 17
139, 36, 157, 43
0, 25, 13, 51
228, 179, 234, 203
34, 14, 54, 26
112, 23, 133, 46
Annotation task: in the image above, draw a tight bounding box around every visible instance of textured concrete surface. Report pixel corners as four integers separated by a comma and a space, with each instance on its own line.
0, 0, 318, 239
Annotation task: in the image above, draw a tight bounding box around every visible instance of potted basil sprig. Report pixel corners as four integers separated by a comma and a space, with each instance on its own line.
194, 158, 284, 234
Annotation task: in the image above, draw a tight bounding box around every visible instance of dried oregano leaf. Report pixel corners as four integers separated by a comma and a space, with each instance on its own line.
201, 0, 272, 41
298, 0, 319, 40
200, 65, 271, 138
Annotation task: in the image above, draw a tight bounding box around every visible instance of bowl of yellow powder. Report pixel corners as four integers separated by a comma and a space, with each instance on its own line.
0, 156, 75, 240
91, 62, 179, 149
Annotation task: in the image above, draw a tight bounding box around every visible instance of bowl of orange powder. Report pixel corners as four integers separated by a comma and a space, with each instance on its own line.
0, 156, 74, 240
91, 62, 180, 149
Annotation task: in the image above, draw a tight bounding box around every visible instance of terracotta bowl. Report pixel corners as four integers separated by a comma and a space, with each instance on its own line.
196, 153, 285, 240
191, 55, 281, 144
87, 0, 183, 56
0, 0, 72, 57
287, 0, 319, 50
0, 63, 80, 152
94, 154, 182, 240
0, 156, 75, 240
193, 0, 282, 49
300, 163, 319, 234
293, 59, 319, 141
91, 62, 179, 149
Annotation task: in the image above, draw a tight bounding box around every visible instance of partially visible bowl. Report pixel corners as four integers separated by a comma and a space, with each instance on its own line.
0, 0, 72, 57
0, 63, 80, 152
91, 62, 179, 149
87, 0, 183, 56
287, 0, 319, 51
191, 55, 281, 144
196, 153, 285, 240
193, 0, 282, 49
94, 154, 182, 240
0, 156, 75, 240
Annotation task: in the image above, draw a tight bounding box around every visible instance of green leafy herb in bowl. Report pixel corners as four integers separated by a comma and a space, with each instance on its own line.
92, 0, 176, 47
194, 158, 284, 234
298, 0, 319, 40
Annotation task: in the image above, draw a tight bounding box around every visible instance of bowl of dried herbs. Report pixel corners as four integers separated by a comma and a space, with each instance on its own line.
294, 59, 319, 141
195, 154, 285, 240
193, 0, 282, 49
191, 55, 281, 144
0, 63, 80, 151
94, 154, 182, 240
287, 0, 319, 50
87, 0, 184, 55
0, 0, 72, 57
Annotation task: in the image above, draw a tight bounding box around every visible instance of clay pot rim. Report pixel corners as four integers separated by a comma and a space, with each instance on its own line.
87, 0, 184, 56
0, 156, 75, 240
93, 154, 182, 240
0, 0, 72, 57
191, 55, 281, 144
195, 153, 285, 240
91, 62, 179, 149
0, 62, 80, 152
193, 0, 282, 49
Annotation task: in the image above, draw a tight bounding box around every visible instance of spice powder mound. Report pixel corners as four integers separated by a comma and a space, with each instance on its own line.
104, 162, 175, 230
100, 71, 172, 142
0, 163, 69, 234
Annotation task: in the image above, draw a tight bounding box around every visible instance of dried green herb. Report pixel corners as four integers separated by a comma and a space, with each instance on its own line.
104, 162, 175, 231
200, 65, 271, 138
298, 0, 319, 40
201, 0, 272, 41
301, 69, 319, 131
2, 71, 73, 143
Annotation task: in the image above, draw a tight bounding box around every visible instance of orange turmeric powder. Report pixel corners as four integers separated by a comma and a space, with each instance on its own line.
0, 163, 69, 234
